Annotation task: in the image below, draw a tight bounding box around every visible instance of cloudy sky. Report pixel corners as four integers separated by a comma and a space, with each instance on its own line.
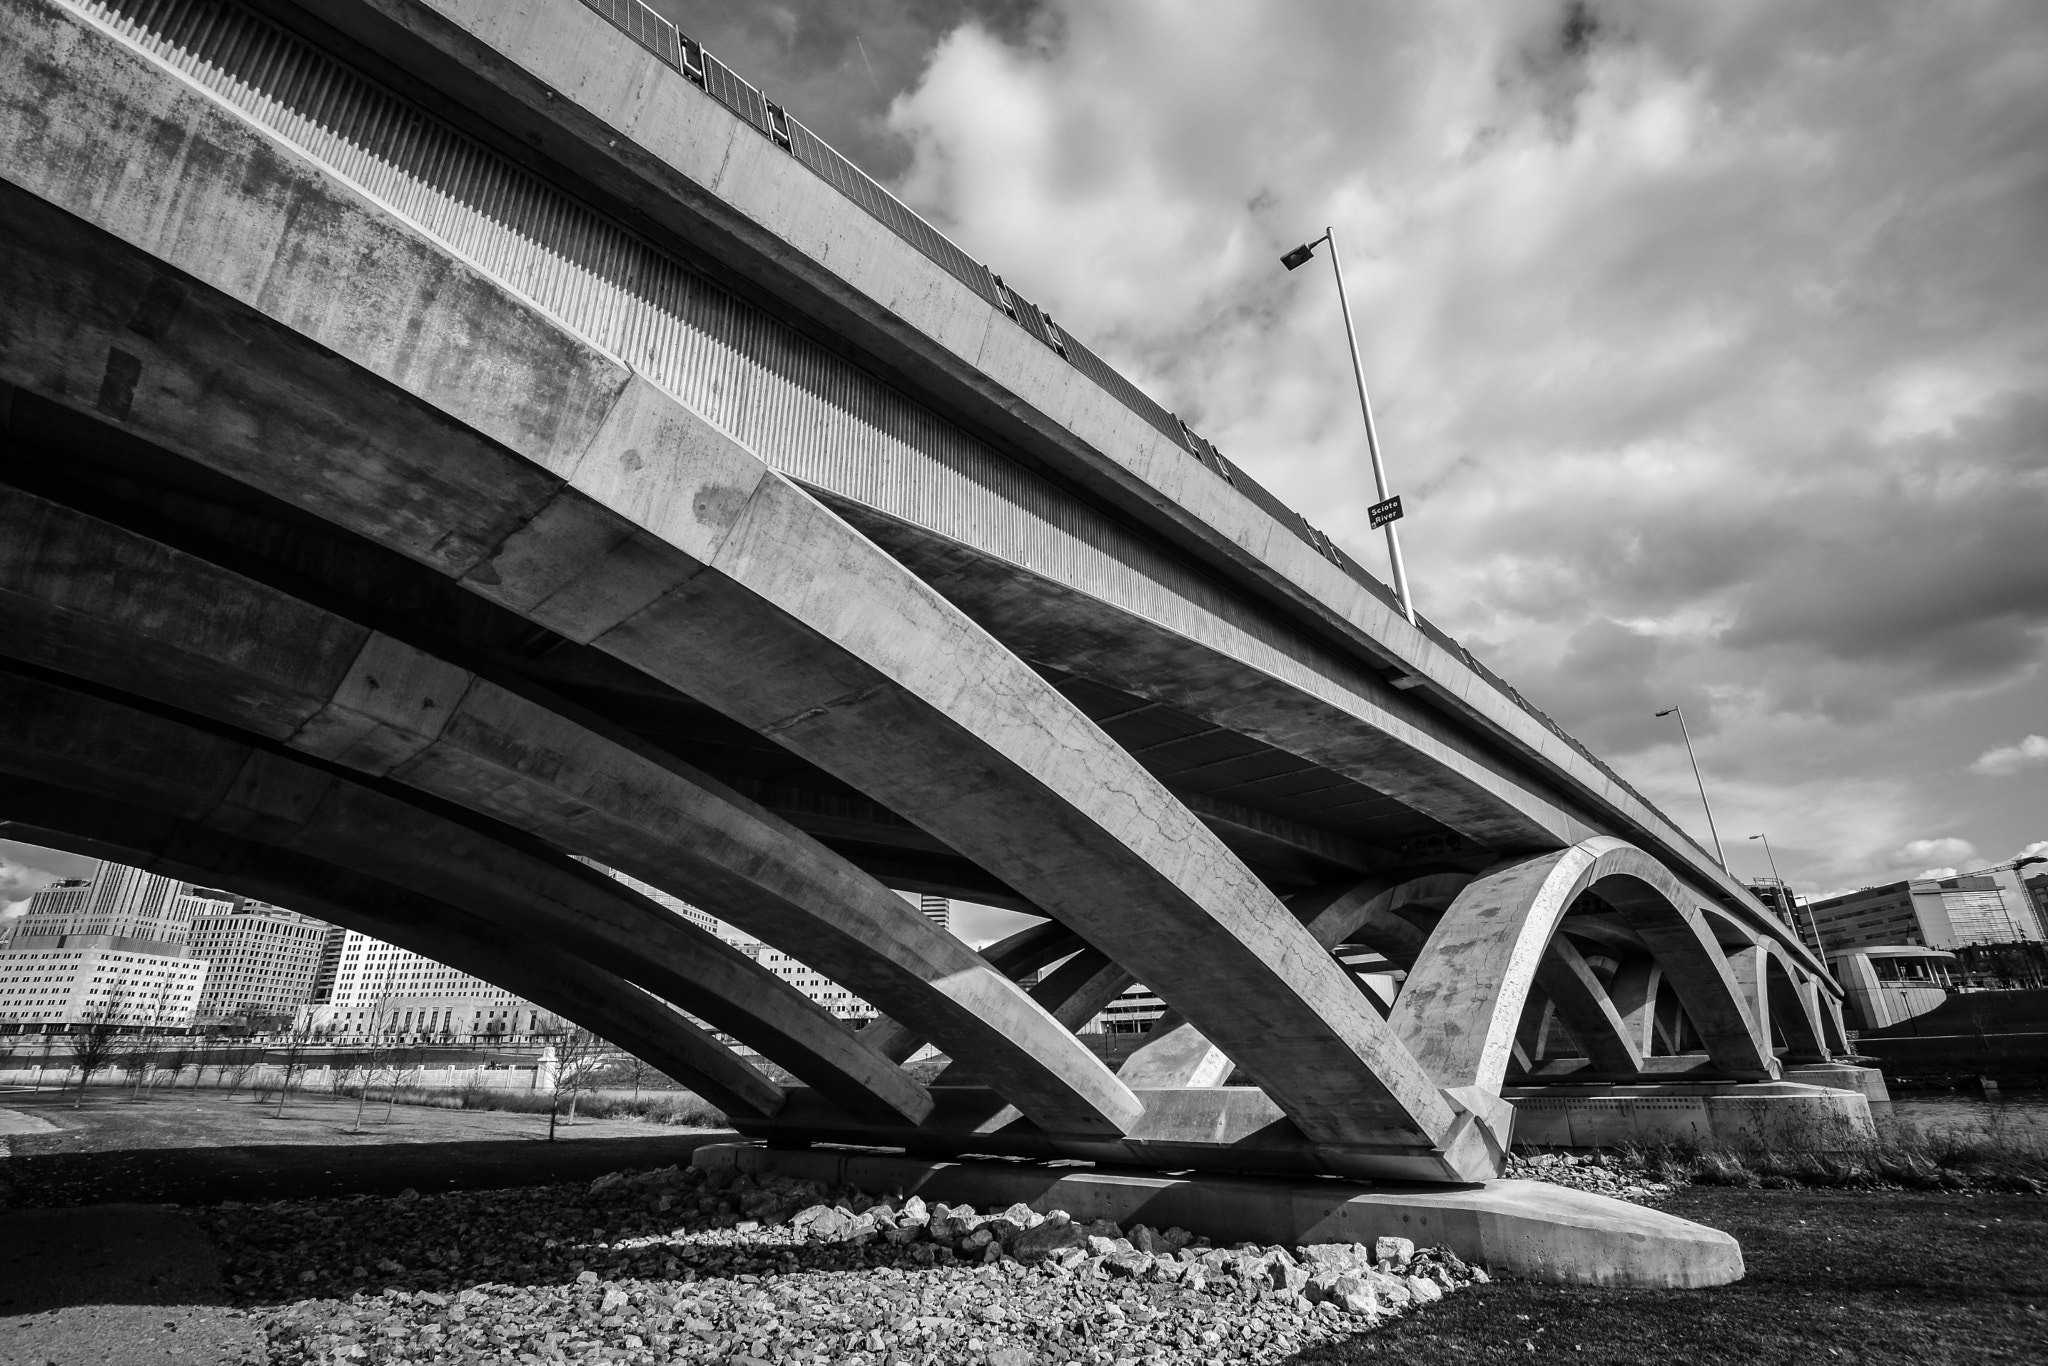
640, 0, 2048, 920
6, 2, 2043, 939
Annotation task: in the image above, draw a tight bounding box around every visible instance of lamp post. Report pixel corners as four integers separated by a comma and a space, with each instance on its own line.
1749, 832, 1826, 955
1281, 228, 1415, 623
1654, 704, 1725, 869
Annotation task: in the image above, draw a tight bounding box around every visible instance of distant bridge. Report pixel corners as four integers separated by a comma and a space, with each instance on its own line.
0, 0, 1853, 1180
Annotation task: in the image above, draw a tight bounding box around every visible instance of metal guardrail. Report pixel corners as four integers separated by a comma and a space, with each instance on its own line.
569, 0, 1702, 867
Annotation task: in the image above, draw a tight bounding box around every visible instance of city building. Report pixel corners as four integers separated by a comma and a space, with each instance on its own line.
0, 943, 209, 1029
299, 929, 557, 1043
0, 861, 210, 1030
919, 895, 951, 931
2026, 872, 2048, 942
185, 894, 332, 1027
13, 863, 201, 943
1806, 875, 2035, 953
1826, 946, 1958, 1031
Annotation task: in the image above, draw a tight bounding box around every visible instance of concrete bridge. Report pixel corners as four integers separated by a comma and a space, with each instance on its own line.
0, 0, 1867, 1184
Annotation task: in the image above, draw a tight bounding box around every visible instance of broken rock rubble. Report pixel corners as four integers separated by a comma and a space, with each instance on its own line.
207, 1162, 1488, 1365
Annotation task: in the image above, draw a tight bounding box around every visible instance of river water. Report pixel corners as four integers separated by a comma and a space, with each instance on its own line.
1884, 1091, 2048, 1142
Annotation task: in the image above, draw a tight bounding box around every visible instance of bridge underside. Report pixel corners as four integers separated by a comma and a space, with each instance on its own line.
0, 0, 1857, 1181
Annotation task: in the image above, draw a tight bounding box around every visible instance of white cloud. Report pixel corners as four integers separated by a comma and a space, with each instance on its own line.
0, 857, 59, 907
1969, 734, 2048, 776
1889, 837, 1977, 869
1916, 867, 1959, 880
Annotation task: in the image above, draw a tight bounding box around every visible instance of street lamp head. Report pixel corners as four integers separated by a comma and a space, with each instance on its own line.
1655, 707, 1678, 718
1280, 242, 1318, 271
1748, 834, 1763, 841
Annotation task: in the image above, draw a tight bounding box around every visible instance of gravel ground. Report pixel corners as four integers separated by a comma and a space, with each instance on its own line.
1501, 1151, 1674, 1203
204, 1163, 1486, 1365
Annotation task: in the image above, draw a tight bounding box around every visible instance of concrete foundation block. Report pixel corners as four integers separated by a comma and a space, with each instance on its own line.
1783, 1063, 1893, 1110
692, 1142, 1744, 1288
1503, 1080, 1876, 1149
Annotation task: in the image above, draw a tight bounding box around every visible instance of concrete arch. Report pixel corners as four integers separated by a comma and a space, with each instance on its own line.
1116, 872, 1475, 1090
0, 51, 1492, 1172
1390, 838, 1776, 1097
0, 491, 1129, 1138
1740, 940, 1830, 1065
0, 795, 785, 1121
0, 669, 935, 1118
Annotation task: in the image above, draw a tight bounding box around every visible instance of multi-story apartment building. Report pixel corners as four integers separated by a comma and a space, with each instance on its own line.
185, 894, 332, 1027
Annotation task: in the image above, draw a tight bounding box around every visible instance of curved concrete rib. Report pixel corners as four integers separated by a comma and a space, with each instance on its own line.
0, 771, 783, 1117
0, 489, 1125, 1137
1741, 942, 1829, 1065
1390, 838, 1775, 1097
1117, 873, 1470, 1090
862, 920, 1081, 1065
0, 37, 1485, 1172
0, 668, 934, 1116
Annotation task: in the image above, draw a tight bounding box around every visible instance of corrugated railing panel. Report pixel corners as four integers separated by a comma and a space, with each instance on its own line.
702, 52, 768, 132
1004, 284, 1055, 349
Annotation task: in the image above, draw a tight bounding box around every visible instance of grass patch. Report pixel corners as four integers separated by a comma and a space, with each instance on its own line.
315, 1082, 728, 1128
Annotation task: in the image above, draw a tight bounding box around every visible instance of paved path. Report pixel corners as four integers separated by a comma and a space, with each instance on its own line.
0, 1108, 59, 1136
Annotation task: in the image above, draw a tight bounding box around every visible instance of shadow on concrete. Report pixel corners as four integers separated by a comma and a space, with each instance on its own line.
2, 1131, 738, 1209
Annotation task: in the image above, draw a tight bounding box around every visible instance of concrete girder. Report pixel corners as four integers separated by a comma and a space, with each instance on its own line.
1390, 839, 1782, 1101
0, 668, 929, 1117
0, 489, 1127, 1139
0, 18, 1491, 1175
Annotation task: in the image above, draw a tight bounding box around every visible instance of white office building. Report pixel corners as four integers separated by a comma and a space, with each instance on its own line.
0, 943, 208, 1028
0, 861, 211, 1029
186, 894, 332, 1026
299, 929, 554, 1043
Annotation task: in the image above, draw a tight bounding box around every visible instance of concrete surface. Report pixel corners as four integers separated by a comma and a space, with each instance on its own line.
693, 1142, 1746, 1289
1503, 1080, 1877, 1149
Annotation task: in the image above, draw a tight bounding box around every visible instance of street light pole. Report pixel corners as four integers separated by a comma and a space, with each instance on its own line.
1282, 228, 1416, 623
1655, 704, 1725, 869
1749, 832, 1827, 955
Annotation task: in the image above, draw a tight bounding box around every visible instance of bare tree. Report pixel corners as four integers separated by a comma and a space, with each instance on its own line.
66, 992, 128, 1108
546, 1023, 609, 1141
272, 1014, 321, 1118
126, 988, 172, 1102
353, 967, 398, 1134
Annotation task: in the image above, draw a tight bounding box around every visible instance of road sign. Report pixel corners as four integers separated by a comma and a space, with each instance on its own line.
1368, 494, 1404, 529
